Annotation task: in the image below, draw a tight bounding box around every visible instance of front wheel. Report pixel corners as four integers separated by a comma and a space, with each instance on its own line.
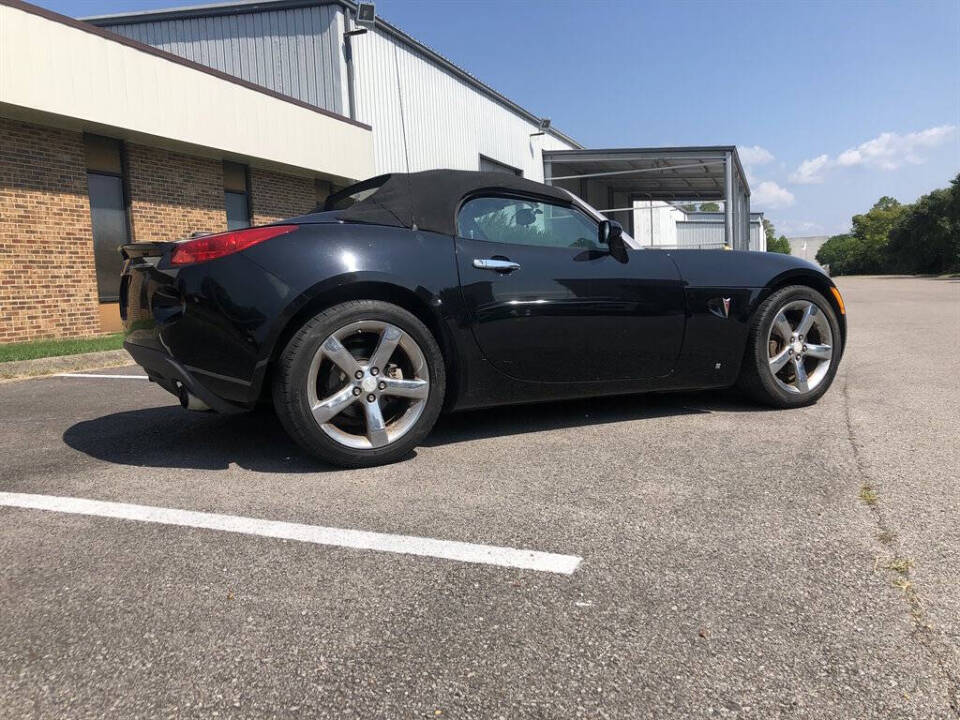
272, 300, 446, 467
737, 285, 842, 408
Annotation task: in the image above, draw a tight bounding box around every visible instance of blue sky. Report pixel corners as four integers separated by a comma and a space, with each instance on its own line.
45, 0, 960, 237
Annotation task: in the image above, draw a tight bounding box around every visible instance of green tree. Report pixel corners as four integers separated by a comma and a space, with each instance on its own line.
849, 196, 908, 273
699, 202, 721, 212
768, 235, 791, 254
886, 174, 960, 274
815, 196, 910, 275
816, 233, 857, 274
762, 218, 790, 253
762, 218, 775, 245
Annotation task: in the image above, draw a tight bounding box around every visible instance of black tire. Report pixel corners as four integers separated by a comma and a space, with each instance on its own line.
272, 300, 446, 468
737, 285, 842, 408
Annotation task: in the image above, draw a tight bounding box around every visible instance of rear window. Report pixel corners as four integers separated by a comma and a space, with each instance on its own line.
324, 176, 389, 211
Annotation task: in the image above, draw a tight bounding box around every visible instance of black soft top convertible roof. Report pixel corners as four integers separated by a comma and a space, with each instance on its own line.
327, 169, 574, 237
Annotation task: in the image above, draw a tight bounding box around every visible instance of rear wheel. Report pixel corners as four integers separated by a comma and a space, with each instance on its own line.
272, 300, 445, 467
737, 285, 841, 408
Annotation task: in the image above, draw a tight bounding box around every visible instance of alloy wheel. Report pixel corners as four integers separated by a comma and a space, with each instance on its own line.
765, 299, 834, 395
306, 320, 430, 450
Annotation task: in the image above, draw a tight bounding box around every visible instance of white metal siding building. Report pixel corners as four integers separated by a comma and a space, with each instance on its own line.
87, 0, 760, 249
631, 206, 765, 251
89, 0, 581, 180
92, 3, 350, 114
676, 212, 766, 251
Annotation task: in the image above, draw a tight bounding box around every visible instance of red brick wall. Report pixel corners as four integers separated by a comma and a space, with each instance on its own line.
0, 119, 330, 344
250, 168, 316, 225
126, 144, 227, 242
0, 117, 101, 343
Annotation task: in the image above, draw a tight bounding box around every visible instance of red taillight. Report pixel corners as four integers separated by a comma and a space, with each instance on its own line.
170, 225, 297, 266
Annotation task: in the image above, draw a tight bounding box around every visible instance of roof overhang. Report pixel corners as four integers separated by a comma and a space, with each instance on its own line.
0, 0, 374, 184
543, 146, 750, 200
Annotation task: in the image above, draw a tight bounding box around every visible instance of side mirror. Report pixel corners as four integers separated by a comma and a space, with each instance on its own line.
599, 219, 628, 262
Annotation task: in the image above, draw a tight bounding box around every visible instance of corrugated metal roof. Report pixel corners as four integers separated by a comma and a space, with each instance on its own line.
82, 0, 582, 149
544, 146, 750, 197
99, 3, 348, 115
544, 147, 751, 200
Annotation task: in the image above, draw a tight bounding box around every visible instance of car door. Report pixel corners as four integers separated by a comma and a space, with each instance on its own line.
455, 194, 685, 382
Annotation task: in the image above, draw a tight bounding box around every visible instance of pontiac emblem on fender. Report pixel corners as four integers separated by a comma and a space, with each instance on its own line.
708, 296, 733, 319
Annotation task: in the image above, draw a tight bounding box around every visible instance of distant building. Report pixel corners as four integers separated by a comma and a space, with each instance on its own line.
631, 204, 766, 251
787, 236, 829, 265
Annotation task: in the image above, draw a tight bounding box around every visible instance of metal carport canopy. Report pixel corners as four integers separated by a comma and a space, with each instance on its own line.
541, 146, 751, 248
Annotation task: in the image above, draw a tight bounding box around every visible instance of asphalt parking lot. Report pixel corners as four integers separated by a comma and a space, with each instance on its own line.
1, 276, 958, 719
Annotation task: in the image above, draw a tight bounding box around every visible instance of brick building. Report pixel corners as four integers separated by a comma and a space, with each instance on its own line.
0, 0, 755, 345
0, 0, 372, 342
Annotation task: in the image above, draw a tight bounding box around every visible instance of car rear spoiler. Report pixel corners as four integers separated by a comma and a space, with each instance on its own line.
120, 242, 171, 260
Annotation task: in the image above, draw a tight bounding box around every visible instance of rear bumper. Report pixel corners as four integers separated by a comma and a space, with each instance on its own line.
124, 341, 247, 415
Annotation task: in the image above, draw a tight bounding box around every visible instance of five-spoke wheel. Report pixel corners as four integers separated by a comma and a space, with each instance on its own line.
765, 299, 834, 394
738, 285, 842, 408
273, 301, 445, 467
308, 320, 430, 449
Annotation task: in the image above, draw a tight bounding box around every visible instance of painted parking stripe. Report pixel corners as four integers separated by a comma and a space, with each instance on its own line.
55, 373, 149, 379
0, 492, 582, 575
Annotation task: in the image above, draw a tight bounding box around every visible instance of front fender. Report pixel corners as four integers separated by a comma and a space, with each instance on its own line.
667, 250, 845, 383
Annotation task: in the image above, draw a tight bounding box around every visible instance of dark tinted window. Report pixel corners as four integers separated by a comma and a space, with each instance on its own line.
223, 161, 250, 229
84, 136, 130, 303
225, 192, 249, 230
458, 196, 598, 249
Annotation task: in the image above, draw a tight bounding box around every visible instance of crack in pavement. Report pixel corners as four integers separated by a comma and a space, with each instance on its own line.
841, 373, 960, 716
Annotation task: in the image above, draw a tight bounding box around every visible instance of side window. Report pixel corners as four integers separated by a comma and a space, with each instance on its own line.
458, 196, 599, 249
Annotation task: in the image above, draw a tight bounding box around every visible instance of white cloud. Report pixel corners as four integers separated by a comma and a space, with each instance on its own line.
835, 125, 956, 170
752, 180, 795, 209
737, 145, 775, 167
738, 149, 792, 209
789, 154, 830, 184
789, 124, 956, 183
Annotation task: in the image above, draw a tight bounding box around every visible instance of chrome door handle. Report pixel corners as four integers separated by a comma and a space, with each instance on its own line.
473, 258, 521, 273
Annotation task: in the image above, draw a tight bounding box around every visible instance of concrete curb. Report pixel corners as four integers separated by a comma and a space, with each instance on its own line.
0, 349, 133, 381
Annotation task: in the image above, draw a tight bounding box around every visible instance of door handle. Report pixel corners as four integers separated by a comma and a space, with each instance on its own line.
473, 258, 521, 273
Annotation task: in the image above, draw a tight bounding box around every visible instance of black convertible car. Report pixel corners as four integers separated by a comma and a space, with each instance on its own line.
121, 170, 846, 467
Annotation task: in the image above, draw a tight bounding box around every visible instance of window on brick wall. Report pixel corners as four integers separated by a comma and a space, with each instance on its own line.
224, 161, 251, 230
84, 135, 131, 303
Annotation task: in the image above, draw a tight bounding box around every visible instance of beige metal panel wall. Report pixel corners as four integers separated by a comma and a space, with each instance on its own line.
0, 3, 373, 182
351, 26, 576, 179
100, 4, 350, 116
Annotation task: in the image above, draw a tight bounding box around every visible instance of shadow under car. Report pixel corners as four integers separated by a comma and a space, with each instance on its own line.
62, 390, 759, 472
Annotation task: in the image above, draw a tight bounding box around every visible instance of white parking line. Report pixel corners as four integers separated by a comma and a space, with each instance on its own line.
0, 492, 582, 575
55, 373, 149, 379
